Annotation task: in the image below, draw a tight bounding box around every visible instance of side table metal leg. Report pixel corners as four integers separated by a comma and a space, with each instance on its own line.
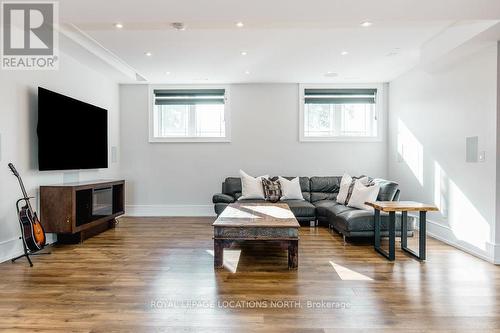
401, 210, 427, 260
419, 211, 426, 260
374, 209, 381, 249
401, 211, 408, 249
388, 211, 396, 261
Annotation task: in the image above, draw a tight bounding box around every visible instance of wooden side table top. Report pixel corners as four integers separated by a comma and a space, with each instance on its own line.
365, 201, 439, 212
212, 202, 300, 228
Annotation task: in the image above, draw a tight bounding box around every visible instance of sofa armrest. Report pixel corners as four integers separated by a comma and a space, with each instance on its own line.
213, 193, 235, 204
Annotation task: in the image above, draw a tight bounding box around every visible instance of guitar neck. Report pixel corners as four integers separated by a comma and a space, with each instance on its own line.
17, 176, 34, 211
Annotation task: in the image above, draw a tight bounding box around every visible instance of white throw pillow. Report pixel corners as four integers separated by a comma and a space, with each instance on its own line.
238, 170, 269, 200
337, 173, 370, 205
336, 173, 353, 204
278, 176, 304, 200
347, 180, 380, 211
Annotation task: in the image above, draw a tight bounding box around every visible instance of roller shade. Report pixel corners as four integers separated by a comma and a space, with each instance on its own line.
154, 89, 226, 105
304, 88, 377, 104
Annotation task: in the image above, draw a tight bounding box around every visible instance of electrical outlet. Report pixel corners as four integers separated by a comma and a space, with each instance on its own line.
479, 151, 486, 162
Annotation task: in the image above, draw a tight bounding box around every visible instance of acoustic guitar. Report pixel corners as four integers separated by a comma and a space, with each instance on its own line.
8, 163, 46, 252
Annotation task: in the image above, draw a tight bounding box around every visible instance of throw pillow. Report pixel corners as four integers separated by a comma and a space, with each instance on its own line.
345, 176, 370, 204
262, 178, 282, 203
337, 174, 370, 205
336, 173, 353, 204
278, 176, 304, 200
347, 180, 380, 211
238, 170, 269, 200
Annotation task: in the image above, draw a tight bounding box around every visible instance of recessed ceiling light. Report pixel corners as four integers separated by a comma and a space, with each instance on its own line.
114, 23, 123, 29
166, 71, 171, 75
341, 51, 349, 56
145, 52, 152, 57
324, 72, 338, 77
236, 22, 244, 28
245, 70, 250, 75
360, 21, 373, 27
240, 51, 247, 56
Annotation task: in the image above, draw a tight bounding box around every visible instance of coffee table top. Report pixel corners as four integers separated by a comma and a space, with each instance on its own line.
213, 202, 300, 228
365, 201, 439, 212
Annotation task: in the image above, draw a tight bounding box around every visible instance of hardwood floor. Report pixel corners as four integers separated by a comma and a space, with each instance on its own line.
0, 217, 499, 332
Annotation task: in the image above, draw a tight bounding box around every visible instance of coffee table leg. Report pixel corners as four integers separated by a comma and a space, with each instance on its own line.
288, 240, 298, 270
214, 239, 224, 268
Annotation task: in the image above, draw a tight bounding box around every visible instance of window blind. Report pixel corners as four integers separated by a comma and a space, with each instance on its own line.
154, 89, 226, 105
304, 88, 377, 104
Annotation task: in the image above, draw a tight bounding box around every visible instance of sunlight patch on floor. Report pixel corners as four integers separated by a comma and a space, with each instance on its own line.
206, 249, 241, 273
330, 261, 373, 281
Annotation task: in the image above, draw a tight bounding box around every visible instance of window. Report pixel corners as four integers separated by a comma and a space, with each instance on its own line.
300, 86, 381, 141
150, 87, 230, 142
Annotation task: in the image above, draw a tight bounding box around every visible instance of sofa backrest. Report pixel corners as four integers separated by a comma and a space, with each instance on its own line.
222, 176, 399, 202
310, 176, 341, 202
372, 178, 399, 201
223, 177, 243, 199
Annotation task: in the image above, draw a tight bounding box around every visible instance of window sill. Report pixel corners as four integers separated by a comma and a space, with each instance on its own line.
300, 136, 382, 143
149, 137, 231, 143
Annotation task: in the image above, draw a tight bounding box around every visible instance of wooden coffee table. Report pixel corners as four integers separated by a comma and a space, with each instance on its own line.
212, 203, 300, 270
365, 201, 438, 261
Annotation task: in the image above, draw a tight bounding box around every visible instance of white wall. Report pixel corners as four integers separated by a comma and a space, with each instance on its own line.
388, 43, 498, 262
120, 83, 388, 216
0, 52, 120, 262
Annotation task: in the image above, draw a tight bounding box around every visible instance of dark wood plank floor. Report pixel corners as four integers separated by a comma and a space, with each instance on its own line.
0, 217, 499, 332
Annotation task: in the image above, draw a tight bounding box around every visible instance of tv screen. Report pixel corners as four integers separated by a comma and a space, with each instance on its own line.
37, 87, 108, 171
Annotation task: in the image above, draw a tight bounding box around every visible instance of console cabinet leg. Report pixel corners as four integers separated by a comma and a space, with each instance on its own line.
214, 239, 224, 268
288, 240, 298, 270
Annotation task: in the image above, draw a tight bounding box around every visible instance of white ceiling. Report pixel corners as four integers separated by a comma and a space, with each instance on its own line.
58, 0, 500, 83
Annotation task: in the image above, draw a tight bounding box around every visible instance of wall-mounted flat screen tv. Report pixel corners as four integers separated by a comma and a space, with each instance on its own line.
37, 87, 108, 171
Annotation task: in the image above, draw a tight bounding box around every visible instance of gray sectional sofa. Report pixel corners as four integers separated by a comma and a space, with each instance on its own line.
212, 176, 414, 239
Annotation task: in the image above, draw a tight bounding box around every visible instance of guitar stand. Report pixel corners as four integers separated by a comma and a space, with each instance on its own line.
11, 197, 51, 267
11, 246, 51, 267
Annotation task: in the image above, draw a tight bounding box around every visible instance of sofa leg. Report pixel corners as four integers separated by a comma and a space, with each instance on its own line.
343, 234, 347, 245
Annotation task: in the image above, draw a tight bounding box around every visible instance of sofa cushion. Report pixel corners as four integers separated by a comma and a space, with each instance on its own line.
214, 203, 229, 215
282, 200, 316, 218
313, 200, 341, 218
310, 176, 341, 202
371, 178, 399, 201
334, 209, 376, 232
213, 193, 235, 204
333, 209, 414, 233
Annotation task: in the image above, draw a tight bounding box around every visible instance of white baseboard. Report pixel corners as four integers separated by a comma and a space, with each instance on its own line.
0, 237, 24, 264
424, 218, 496, 264
125, 204, 216, 217
0, 233, 57, 264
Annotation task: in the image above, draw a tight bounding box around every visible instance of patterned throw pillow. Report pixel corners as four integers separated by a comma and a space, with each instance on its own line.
262, 178, 282, 203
